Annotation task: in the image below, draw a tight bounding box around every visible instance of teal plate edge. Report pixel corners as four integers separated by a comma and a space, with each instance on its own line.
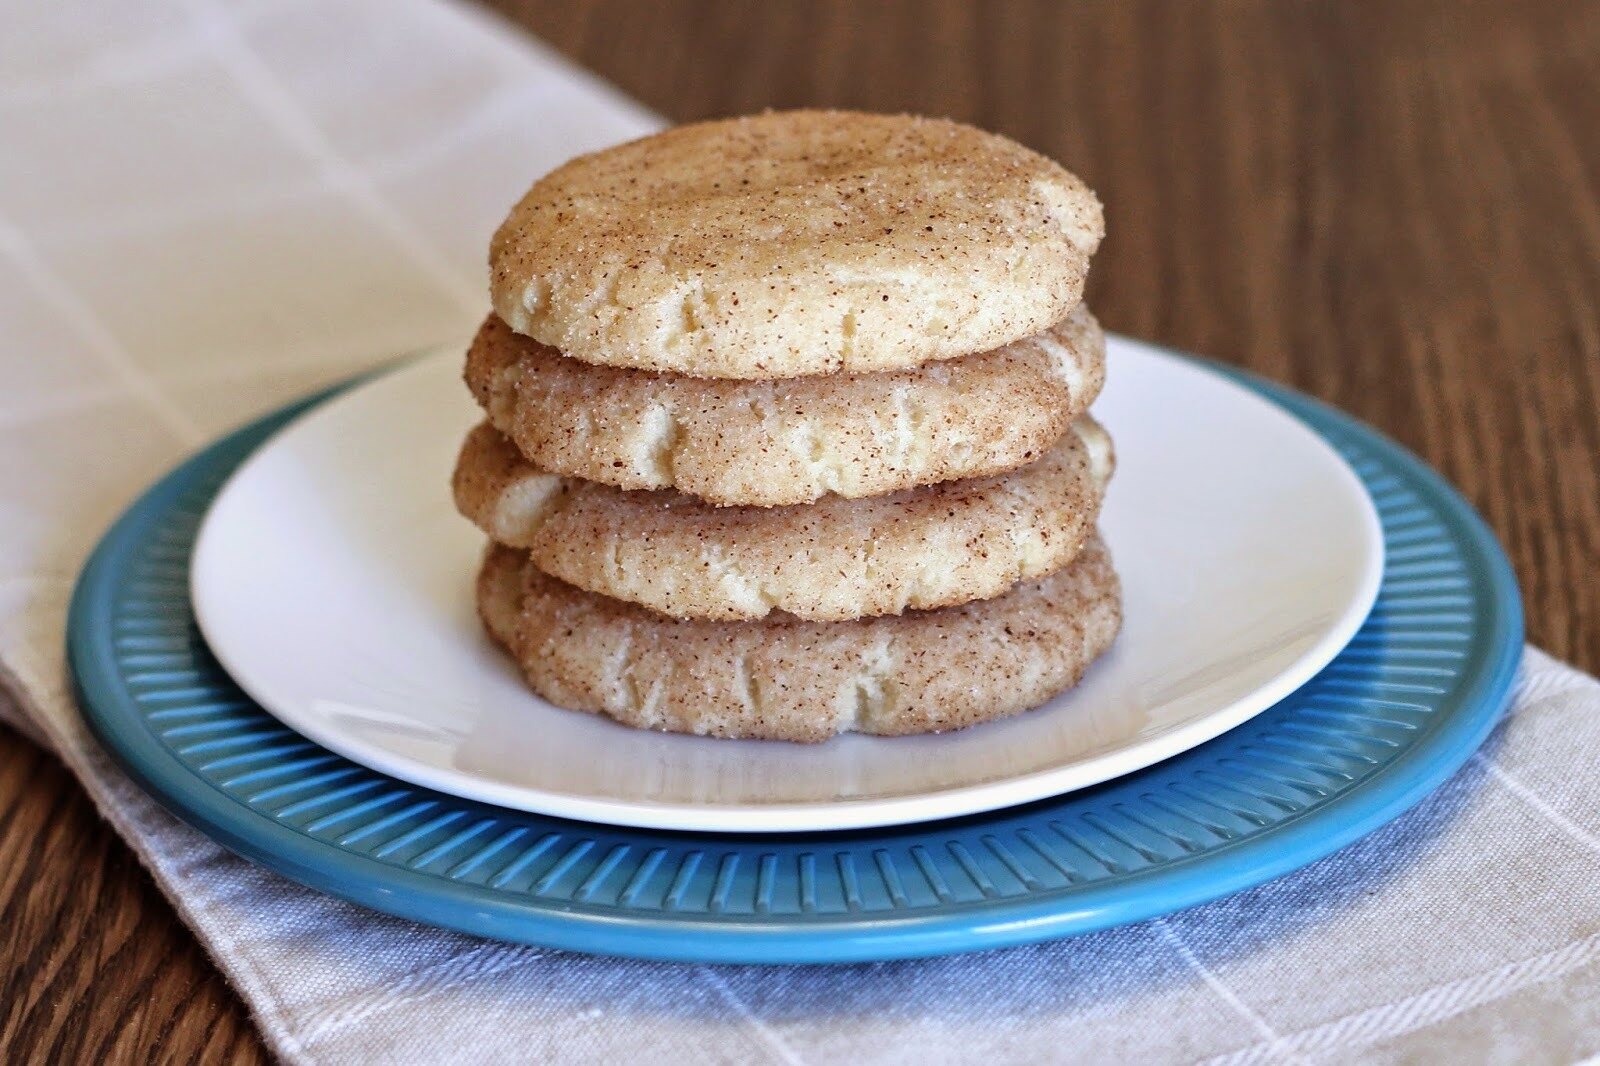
68, 355, 1523, 964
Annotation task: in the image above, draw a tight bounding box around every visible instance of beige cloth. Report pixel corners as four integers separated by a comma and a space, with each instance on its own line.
2, 2, 1599, 1062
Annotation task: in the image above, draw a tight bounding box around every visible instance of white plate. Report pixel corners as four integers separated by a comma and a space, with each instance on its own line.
191, 338, 1383, 833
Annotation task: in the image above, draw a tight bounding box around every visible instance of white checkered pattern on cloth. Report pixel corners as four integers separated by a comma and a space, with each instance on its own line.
2, 2, 1599, 1063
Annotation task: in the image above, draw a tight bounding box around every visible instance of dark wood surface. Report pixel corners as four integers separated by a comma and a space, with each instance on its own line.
3, 2, 1596, 1061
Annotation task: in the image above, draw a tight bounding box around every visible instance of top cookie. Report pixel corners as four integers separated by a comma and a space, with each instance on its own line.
490, 110, 1104, 379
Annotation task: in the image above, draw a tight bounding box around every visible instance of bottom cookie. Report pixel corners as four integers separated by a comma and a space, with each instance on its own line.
477, 532, 1122, 743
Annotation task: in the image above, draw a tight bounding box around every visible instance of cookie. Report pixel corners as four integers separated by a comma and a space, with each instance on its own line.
490, 110, 1103, 378
477, 533, 1121, 742
465, 306, 1105, 507
454, 416, 1112, 622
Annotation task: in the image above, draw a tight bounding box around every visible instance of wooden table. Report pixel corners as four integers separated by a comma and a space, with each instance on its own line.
3, 2, 1596, 1060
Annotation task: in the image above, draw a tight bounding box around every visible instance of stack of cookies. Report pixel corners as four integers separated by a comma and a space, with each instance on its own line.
453, 111, 1120, 742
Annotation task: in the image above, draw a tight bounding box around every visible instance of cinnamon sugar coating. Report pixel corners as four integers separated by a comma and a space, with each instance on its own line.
477, 533, 1122, 741
464, 307, 1104, 507
490, 110, 1103, 378
454, 416, 1112, 622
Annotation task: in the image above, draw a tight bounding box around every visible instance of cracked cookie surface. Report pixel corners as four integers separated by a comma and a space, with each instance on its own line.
490, 110, 1103, 378
465, 307, 1104, 507
477, 533, 1121, 741
454, 416, 1112, 621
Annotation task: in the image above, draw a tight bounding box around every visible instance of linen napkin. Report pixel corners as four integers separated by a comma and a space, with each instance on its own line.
4, 2, 1600, 1062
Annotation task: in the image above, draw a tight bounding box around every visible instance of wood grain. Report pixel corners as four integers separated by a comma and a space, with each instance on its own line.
3, 2, 1596, 1061
0, 729, 268, 1065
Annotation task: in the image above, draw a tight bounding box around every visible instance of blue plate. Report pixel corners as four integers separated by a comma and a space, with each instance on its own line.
69, 357, 1521, 964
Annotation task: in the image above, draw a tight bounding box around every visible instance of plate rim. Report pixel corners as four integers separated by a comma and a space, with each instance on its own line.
68, 344, 1523, 964
183, 339, 1388, 832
